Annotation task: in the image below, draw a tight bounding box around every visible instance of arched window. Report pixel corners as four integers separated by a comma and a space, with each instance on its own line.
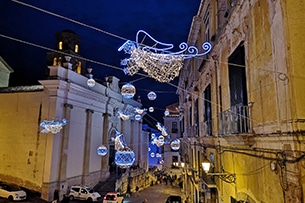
59, 41, 63, 50
53, 57, 57, 66
75, 44, 79, 53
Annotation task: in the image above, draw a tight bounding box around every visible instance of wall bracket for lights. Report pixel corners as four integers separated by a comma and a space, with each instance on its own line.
202, 159, 236, 183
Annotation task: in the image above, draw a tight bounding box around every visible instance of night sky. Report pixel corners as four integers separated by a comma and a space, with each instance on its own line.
0, 0, 201, 125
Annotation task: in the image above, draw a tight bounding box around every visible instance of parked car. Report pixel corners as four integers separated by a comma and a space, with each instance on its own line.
68, 185, 101, 202
0, 182, 27, 201
165, 195, 182, 203
103, 192, 124, 203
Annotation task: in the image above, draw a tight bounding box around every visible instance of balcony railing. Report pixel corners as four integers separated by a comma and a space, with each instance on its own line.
198, 120, 212, 136
218, 105, 250, 135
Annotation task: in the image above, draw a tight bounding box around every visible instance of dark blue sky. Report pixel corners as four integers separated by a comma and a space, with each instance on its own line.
0, 0, 201, 124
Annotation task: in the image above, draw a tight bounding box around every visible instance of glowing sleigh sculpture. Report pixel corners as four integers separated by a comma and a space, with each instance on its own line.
118, 30, 212, 83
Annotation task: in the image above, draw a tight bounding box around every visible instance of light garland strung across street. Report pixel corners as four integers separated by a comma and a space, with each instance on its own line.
40, 119, 67, 134
118, 30, 212, 83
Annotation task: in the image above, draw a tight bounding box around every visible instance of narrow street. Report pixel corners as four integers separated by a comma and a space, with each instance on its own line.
122, 183, 183, 203
0, 182, 184, 203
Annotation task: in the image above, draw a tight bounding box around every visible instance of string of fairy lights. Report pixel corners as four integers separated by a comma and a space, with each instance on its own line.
2, 0, 296, 169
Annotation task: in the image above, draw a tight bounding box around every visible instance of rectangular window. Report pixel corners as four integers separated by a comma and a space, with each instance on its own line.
172, 122, 178, 133
204, 84, 212, 135
195, 99, 199, 137
180, 118, 184, 138
218, 42, 250, 134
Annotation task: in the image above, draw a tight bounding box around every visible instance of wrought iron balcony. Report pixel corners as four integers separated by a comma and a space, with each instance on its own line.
218, 105, 250, 135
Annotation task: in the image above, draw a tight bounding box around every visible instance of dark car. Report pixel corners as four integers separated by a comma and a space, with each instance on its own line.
166, 195, 182, 203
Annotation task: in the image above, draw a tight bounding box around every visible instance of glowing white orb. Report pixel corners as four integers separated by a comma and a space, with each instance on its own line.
87, 78, 96, 87
121, 83, 136, 99
170, 139, 181, 150
135, 114, 142, 120
149, 107, 154, 112
147, 91, 157, 100
97, 145, 108, 156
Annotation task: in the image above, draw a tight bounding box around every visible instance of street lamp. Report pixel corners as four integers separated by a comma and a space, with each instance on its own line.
201, 158, 236, 183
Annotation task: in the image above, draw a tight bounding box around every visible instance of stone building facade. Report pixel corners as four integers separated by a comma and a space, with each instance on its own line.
178, 0, 305, 202
0, 30, 145, 201
163, 103, 181, 169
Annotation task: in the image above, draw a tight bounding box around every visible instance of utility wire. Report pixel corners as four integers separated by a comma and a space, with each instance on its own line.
4, 0, 302, 127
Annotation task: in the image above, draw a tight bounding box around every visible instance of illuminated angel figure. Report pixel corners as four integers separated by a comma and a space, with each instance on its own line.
40, 119, 67, 134
118, 30, 212, 83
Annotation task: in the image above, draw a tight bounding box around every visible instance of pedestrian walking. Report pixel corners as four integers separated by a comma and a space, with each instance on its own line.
53, 189, 59, 203
125, 184, 131, 197
135, 186, 140, 197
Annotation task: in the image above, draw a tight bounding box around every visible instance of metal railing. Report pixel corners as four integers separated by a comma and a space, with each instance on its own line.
218, 105, 250, 135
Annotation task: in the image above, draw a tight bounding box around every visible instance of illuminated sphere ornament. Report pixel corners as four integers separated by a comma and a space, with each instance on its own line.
170, 139, 181, 151
158, 135, 165, 143
147, 91, 157, 100
164, 110, 170, 116
87, 78, 96, 88
149, 107, 154, 112
115, 148, 136, 168
121, 83, 136, 99
151, 133, 156, 139
96, 145, 108, 156
150, 152, 155, 158
135, 114, 142, 121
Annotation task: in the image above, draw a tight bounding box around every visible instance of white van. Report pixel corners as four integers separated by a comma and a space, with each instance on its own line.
68, 186, 101, 202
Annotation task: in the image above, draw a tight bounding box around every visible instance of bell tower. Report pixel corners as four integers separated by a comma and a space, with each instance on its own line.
47, 30, 86, 75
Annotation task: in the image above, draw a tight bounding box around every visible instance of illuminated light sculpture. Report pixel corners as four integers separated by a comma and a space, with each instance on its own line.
149, 107, 154, 112
97, 145, 108, 156
156, 122, 168, 136
121, 83, 136, 99
150, 152, 155, 158
40, 119, 67, 134
115, 148, 136, 168
170, 139, 181, 151
147, 91, 157, 101
113, 130, 136, 168
118, 30, 212, 83
134, 107, 146, 115
118, 111, 131, 121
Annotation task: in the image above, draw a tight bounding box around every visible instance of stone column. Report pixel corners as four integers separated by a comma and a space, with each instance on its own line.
58, 103, 73, 199
59, 103, 73, 180
101, 113, 110, 179
82, 109, 94, 185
